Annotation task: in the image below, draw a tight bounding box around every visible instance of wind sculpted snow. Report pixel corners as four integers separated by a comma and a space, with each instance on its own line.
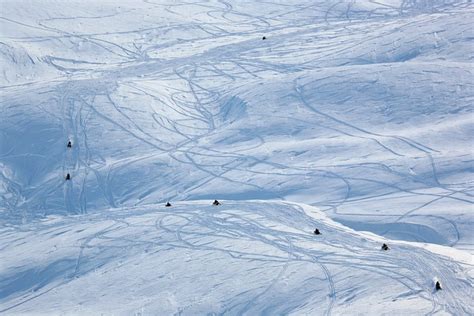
0, 0, 473, 314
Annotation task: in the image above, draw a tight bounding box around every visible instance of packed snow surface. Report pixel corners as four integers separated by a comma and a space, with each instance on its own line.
0, 0, 473, 314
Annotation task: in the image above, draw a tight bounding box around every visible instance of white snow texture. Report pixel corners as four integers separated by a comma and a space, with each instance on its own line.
0, 0, 473, 315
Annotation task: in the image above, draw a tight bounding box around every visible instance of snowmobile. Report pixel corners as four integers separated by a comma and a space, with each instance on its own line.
213, 200, 221, 206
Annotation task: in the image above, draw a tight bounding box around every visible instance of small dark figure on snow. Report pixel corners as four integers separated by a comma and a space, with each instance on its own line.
165, 202, 172, 207
381, 243, 389, 251
213, 200, 220, 206
65, 173, 71, 180
435, 281, 442, 291
314, 228, 321, 235
262, 36, 266, 40
67, 141, 72, 148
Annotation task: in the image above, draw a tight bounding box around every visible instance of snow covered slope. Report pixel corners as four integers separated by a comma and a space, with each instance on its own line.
0, 0, 473, 314
1, 201, 472, 315
1, 0, 472, 250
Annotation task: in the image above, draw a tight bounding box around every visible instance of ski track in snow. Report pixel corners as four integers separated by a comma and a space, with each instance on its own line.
0, 0, 473, 314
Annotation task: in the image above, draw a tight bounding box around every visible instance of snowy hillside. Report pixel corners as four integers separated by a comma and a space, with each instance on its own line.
1, 0, 473, 314
1, 201, 473, 315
